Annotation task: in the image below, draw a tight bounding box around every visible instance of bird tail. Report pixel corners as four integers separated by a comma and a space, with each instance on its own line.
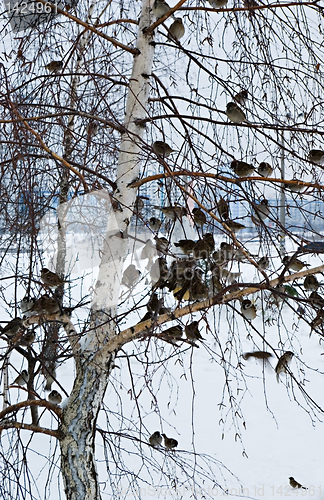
276, 373, 280, 383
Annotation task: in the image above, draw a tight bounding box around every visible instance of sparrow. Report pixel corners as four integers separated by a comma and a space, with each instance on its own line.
275, 351, 294, 382
168, 18, 185, 41
226, 102, 247, 123
155, 236, 169, 253
148, 217, 162, 232
192, 207, 207, 226
257, 162, 273, 177
219, 241, 250, 262
31, 294, 61, 315
149, 431, 163, 447
289, 477, 306, 490
304, 275, 319, 291
308, 149, 324, 164
147, 293, 169, 315
212, 249, 227, 267
162, 325, 183, 341
152, 0, 170, 18
134, 196, 145, 213
167, 259, 195, 291
22, 330, 36, 345
190, 278, 209, 301
208, 0, 228, 6
41, 268, 65, 288
2, 317, 24, 339
174, 239, 196, 255
193, 233, 214, 259
122, 264, 141, 288
282, 256, 310, 272
215, 267, 242, 284
234, 89, 248, 105
231, 160, 254, 177
257, 256, 270, 269
20, 297, 37, 317
45, 60, 63, 73
309, 291, 324, 309
243, 351, 273, 360
310, 309, 324, 329
154, 205, 187, 220
241, 299, 257, 320
162, 433, 178, 449
217, 197, 229, 219
254, 199, 269, 221
152, 141, 174, 157
11, 369, 28, 387
224, 220, 246, 233
284, 181, 304, 193
185, 321, 204, 341
48, 390, 62, 405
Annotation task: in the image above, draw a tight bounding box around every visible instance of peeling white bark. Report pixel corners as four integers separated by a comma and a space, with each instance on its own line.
60, 2, 155, 498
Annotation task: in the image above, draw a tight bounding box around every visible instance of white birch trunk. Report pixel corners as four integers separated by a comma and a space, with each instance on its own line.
59, 1, 155, 498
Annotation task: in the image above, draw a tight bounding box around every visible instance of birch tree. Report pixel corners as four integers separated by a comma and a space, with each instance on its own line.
0, 0, 324, 498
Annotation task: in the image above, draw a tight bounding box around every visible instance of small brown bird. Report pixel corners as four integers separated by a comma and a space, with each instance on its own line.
243, 351, 273, 360
226, 102, 247, 123
162, 433, 178, 449
48, 390, 62, 405
193, 233, 214, 259
122, 264, 141, 288
20, 297, 37, 317
257, 256, 270, 270
310, 309, 324, 329
2, 317, 24, 339
275, 351, 294, 382
45, 60, 63, 73
149, 431, 163, 447
284, 181, 304, 193
208, 0, 228, 7
224, 220, 246, 233
154, 205, 187, 220
152, 141, 175, 157
254, 199, 269, 221
11, 369, 28, 387
174, 239, 196, 255
257, 162, 273, 177
309, 291, 324, 309
161, 325, 183, 343
168, 18, 185, 41
185, 321, 204, 341
231, 160, 254, 177
22, 330, 36, 345
308, 149, 324, 164
134, 196, 145, 213
217, 197, 229, 219
31, 294, 60, 315
152, 0, 170, 18
155, 236, 169, 254
241, 299, 257, 320
192, 207, 207, 226
303, 275, 319, 291
289, 477, 306, 490
41, 268, 65, 288
190, 278, 209, 301
148, 217, 162, 232
234, 89, 248, 105
282, 256, 310, 272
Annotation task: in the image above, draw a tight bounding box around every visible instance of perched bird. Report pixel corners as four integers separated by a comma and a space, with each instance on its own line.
152, 0, 170, 18
309, 291, 324, 309
212, 264, 241, 284
284, 181, 304, 193
212, 249, 227, 267
134, 196, 144, 213
257, 162, 273, 177
45, 60, 63, 73
162, 325, 183, 341
162, 433, 178, 449
299, 241, 324, 253
155, 236, 169, 254
192, 207, 207, 226
11, 369, 28, 387
219, 241, 251, 262
150, 257, 169, 286
31, 294, 60, 315
243, 351, 273, 360
48, 390, 62, 405
234, 89, 248, 105
185, 321, 204, 341
275, 351, 294, 382
149, 431, 163, 447
282, 256, 310, 272
308, 149, 324, 164
154, 205, 187, 220
257, 256, 270, 270
254, 199, 269, 221
41, 268, 65, 288
217, 197, 229, 219
304, 275, 319, 291
20, 297, 37, 317
2, 317, 24, 339
122, 264, 141, 288
148, 217, 162, 232
168, 18, 185, 40
174, 239, 196, 255
190, 278, 209, 301
241, 299, 257, 320
208, 0, 228, 7
231, 160, 254, 177
226, 102, 247, 123
147, 293, 169, 316
310, 309, 324, 329
193, 233, 214, 259
289, 477, 306, 490
22, 330, 36, 345
224, 220, 246, 233
152, 141, 174, 157
86, 121, 98, 137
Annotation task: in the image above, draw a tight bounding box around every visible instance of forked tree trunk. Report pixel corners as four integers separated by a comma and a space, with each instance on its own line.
59, 1, 155, 498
